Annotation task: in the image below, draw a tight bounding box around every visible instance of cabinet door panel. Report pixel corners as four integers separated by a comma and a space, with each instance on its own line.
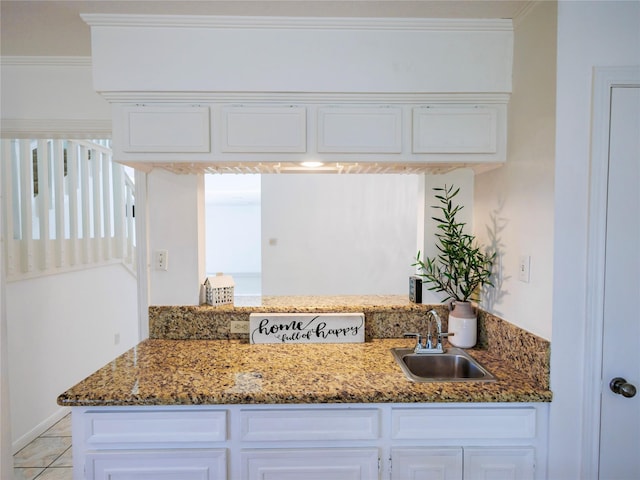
412, 107, 498, 154
464, 447, 534, 480
391, 447, 463, 480
87, 449, 227, 480
241, 448, 379, 480
391, 407, 536, 440
241, 408, 380, 441
84, 409, 227, 446
221, 106, 306, 152
317, 107, 402, 153
123, 106, 211, 153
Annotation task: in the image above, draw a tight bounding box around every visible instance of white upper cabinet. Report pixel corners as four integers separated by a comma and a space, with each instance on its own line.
413, 106, 498, 154
412, 104, 507, 163
317, 107, 403, 153
112, 101, 507, 171
86, 15, 513, 172
119, 106, 211, 153
221, 106, 307, 153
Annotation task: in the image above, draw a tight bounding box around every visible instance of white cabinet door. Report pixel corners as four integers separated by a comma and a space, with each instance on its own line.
463, 448, 534, 480
412, 106, 499, 154
241, 448, 379, 480
121, 106, 211, 153
391, 447, 463, 480
221, 106, 307, 153
86, 449, 227, 480
317, 107, 403, 153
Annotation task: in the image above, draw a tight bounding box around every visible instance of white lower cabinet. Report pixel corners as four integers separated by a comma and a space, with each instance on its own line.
391, 447, 463, 480
391, 447, 535, 480
72, 403, 547, 480
241, 448, 380, 480
86, 449, 227, 480
463, 447, 535, 480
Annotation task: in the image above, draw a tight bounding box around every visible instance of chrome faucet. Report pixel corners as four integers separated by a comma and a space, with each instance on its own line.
404, 309, 452, 354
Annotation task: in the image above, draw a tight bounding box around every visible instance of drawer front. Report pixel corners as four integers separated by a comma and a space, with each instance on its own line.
241, 448, 379, 480
86, 449, 226, 480
84, 409, 227, 446
391, 407, 536, 440
241, 408, 380, 441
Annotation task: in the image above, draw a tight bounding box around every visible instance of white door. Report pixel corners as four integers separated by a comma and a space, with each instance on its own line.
599, 85, 640, 479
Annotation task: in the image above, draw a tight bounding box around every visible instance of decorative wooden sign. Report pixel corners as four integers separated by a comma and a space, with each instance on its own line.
249, 313, 365, 344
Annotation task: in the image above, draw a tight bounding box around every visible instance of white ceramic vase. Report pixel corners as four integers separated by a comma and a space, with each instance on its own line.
447, 301, 477, 348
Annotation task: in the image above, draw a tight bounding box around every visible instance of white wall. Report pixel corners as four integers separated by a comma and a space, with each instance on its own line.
1, 165, 12, 479
474, 1, 556, 340
6, 264, 138, 450
262, 174, 418, 295
0, 58, 110, 137
419, 169, 475, 304
147, 170, 205, 305
549, 1, 640, 478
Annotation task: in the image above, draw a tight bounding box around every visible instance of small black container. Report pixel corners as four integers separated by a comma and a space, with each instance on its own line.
409, 276, 422, 303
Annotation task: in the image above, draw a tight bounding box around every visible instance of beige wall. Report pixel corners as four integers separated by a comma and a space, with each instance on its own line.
474, 1, 557, 340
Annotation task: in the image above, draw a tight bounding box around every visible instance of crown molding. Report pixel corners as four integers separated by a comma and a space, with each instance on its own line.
80, 14, 512, 32
0, 56, 92, 67
98, 91, 511, 104
1, 119, 111, 139
512, 1, 540, 28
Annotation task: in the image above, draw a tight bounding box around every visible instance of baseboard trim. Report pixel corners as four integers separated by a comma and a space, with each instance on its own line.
12, 406, 70, 454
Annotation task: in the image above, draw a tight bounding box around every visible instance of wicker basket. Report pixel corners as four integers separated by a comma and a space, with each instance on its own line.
204, 273, 235, 305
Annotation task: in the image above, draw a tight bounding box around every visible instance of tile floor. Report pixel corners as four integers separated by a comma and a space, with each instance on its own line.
13, 414, 72, 480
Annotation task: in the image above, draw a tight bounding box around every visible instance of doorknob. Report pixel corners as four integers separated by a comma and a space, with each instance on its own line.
609, 377, 637, 398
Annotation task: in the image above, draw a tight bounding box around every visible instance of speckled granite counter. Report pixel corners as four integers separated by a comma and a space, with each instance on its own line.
150, 295, 445, 342
59, 296, 551, 406
58, 338, 551, 407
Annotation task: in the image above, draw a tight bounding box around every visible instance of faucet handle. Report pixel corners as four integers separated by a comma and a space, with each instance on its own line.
437, 331, 454, 347
404, 332, 422, 344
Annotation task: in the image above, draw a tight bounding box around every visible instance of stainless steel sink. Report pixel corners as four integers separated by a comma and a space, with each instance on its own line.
391, 347, 496, 382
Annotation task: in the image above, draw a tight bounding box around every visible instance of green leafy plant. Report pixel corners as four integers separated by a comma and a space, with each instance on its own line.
413, 184, 494, 303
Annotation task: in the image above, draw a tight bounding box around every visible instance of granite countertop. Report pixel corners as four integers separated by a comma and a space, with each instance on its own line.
206, 294, 426, 310
57, 338, 552, 406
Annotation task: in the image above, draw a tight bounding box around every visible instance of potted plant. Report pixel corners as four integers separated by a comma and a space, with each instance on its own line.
412, 184, 494, 348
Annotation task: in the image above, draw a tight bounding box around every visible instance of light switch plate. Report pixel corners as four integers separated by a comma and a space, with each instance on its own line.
518, 255, 531, 282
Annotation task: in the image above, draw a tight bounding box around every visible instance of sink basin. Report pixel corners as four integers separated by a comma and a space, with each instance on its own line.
391, 347, 496, 382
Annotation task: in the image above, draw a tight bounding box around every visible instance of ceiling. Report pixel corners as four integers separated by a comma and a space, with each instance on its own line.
1, 0, 534, 56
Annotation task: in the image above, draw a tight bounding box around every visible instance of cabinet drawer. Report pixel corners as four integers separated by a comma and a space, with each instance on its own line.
241, 408, 380, 441
83, 409, 227, 445
241, 448, 379, 480
86, 449, 226, 480
392, 407, 536, 440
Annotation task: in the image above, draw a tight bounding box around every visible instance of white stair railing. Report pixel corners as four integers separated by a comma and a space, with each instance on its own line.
1, 139, 136, 280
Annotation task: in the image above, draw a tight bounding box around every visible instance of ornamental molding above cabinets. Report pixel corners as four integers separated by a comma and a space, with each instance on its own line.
83, 15, 513, 173
82, 15, 513, 95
